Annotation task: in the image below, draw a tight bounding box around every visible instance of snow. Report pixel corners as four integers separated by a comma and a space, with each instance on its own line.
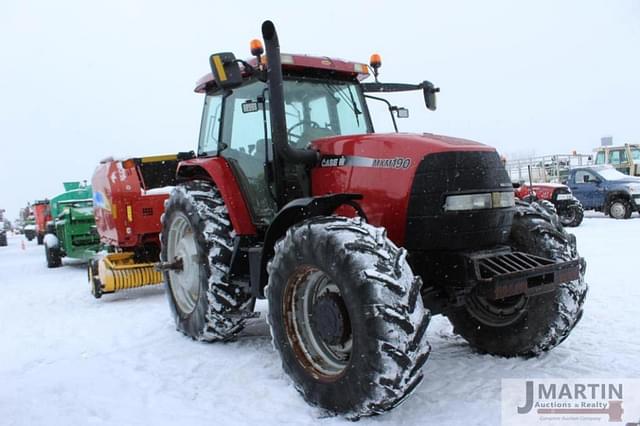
1, 213, 640, 426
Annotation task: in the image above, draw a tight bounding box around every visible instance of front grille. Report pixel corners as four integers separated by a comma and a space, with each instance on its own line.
142, 207, 154, 216
405, 151, 514, 251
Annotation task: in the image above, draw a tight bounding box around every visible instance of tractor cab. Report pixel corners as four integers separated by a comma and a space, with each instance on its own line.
191, 43, 438, 228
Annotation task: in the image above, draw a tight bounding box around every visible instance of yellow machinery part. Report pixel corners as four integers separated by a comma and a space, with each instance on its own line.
98, 252, 163, 294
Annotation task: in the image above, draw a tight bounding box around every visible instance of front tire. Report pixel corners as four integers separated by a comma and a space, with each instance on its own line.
558, 201, 584, 227
161, 180, 253, 342
44, 238, 62, 268
267, 216, 430, 418
447, 201, 587, 357
608, 198, 632, 219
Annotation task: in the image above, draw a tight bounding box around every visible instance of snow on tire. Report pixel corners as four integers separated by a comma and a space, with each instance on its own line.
161, 180, 253, 342
266, 216, 430, 418
448, 200, 587, 357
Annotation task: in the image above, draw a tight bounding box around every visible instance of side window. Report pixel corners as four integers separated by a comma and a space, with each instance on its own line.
574, 171, 596, 184
595, 152, 605, 165
609, 150, 621, 165
198, 94, 223, 155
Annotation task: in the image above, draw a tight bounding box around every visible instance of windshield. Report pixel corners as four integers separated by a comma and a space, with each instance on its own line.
596, 167, 632, 181
282, 79, 371, 145
632, 148, 640, 161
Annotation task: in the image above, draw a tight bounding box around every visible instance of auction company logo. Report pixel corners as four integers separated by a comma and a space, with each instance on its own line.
501, 379, 640, 426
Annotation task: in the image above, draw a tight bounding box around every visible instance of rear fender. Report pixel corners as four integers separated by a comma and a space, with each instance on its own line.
253, 193, 364, 298
176, 157, 256, 235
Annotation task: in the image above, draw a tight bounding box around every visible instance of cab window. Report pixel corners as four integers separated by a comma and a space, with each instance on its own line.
198, 94, 223, 156
595, 151, 605, 165
574, 170, 598, 184
609, 150, 622, 164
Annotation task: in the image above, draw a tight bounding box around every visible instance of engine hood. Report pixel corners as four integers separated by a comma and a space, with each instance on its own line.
310, 132, 495, 163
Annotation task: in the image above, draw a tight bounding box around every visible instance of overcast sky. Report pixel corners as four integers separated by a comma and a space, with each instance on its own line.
1, 0, 639, 219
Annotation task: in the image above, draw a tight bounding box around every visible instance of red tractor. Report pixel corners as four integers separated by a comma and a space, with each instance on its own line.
514, 183, 584, 227
158, 21, 586, 418
90, 153, 193, 298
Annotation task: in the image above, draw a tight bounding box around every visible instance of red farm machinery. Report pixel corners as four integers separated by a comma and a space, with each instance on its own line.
89, 153, 193, 298
149, 21, 586, 418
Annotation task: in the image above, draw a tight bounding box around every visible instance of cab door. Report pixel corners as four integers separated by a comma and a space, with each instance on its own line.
570, 170, 605, 209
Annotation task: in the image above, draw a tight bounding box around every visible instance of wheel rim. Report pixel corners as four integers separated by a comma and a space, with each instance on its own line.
167, 212, 200, 314
610, 202, 626, 219
284, 266, 352, 380
465, 290, 528, 327
559, 208, 576, 225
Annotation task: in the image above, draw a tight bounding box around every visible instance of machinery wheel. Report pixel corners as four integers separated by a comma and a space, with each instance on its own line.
447, 201, 587, 357
558, 202, 584, 227
161, 180, 254, 341
608, 198, 632, 219
266, 216, 430, 418
44, 239, 62, 268
0, 233, 7, 247
88, 259, 102, 299
37, 233, 44, 245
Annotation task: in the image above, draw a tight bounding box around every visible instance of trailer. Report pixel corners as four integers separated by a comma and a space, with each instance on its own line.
505, 153, 592, 183
89, 153, 193, 298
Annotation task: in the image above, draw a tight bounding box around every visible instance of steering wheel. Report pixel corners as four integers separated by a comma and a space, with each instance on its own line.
287, 120, 321, 146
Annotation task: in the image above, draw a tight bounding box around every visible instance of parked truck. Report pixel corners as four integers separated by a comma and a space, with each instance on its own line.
593, 143, 640, 177
89, 153, 191, 298
156, 20, 587, 418
44, 182, 101, 267
0, 209, 7, 247
564, 165, 640, 219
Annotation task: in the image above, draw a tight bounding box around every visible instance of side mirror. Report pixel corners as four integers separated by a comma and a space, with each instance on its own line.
209, 52, 243, 89
422, 80, 439, 111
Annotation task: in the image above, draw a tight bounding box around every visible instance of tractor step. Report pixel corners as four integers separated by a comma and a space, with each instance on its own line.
469, 249, 581, 300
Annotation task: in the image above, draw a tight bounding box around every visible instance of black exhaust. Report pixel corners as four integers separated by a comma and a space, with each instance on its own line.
261, 20, 318, 167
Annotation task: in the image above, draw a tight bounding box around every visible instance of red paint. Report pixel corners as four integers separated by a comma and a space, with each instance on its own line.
32, 201, 51, 236
515, 183, 565, 201
92, 160, 169, 249
177, 157, 257, 235
310, 133, 495, 245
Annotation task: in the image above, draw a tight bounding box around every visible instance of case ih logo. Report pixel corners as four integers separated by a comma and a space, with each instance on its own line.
502, 379, 640, 425
320, 155, 411, 169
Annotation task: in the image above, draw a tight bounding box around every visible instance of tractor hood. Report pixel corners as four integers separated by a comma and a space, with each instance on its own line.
310, 132, 495, 166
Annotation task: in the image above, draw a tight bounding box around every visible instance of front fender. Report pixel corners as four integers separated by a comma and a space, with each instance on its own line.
253, 193, 364, 297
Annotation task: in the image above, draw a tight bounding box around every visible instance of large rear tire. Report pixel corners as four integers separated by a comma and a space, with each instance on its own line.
161, 180, 253, 342
267, 216, 430, 418
447, 201, 587, 357
0, 233, 7, 247
45, 241, 62, 268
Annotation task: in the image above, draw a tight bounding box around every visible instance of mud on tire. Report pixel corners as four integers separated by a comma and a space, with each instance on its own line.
266, 216, 430, 418
447, 201, 587, 357
161, 180, 253, 342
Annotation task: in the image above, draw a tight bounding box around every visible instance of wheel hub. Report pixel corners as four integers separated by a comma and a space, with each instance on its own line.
610, 202, 625, 219
311, 292, 351, 346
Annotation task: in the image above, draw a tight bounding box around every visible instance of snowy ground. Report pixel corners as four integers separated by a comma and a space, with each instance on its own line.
1, 212, 639, 426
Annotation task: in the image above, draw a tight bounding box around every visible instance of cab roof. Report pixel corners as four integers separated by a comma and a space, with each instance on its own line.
194, 53, 370, 93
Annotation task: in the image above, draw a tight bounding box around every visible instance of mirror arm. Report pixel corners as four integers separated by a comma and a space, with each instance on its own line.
364, 94, 398, 132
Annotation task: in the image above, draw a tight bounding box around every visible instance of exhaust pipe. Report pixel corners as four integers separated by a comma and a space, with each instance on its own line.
261, 20, 318, 166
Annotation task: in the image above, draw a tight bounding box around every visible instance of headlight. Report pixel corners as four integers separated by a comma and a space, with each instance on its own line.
627, 185, 640, 195
444, 191, 515, 212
